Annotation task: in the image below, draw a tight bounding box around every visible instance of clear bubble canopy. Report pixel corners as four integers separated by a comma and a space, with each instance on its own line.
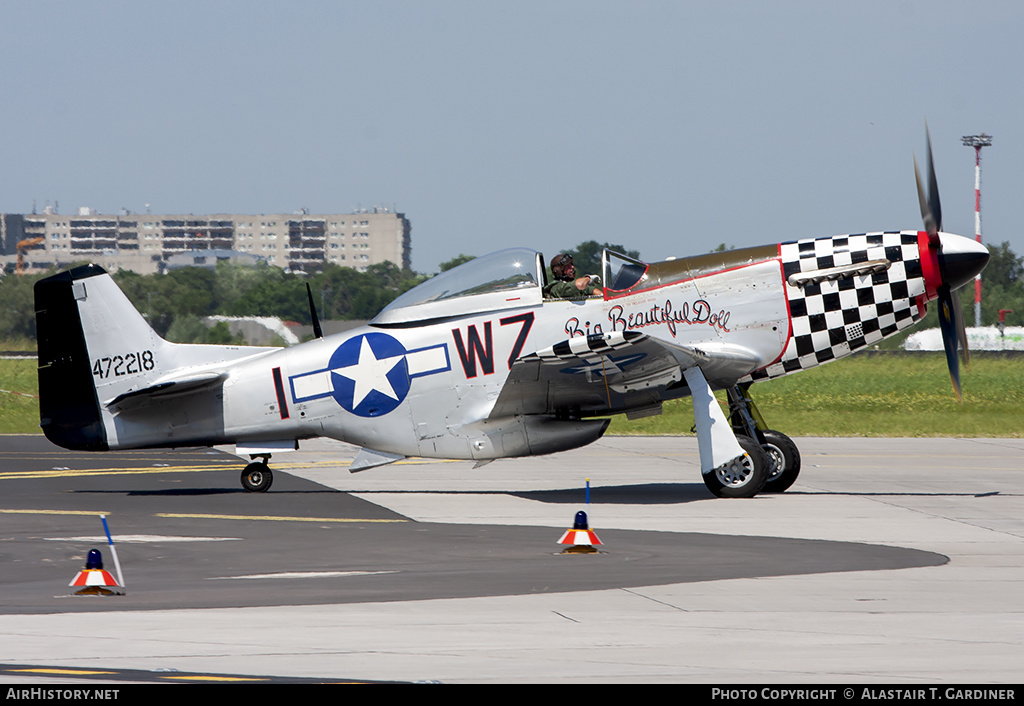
371, 248, 545, 324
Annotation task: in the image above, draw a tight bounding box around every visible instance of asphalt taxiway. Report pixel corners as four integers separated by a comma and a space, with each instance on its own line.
0, 433, 1021, 683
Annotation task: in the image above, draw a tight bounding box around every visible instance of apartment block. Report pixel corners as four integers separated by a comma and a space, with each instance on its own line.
0, 207, 412, 275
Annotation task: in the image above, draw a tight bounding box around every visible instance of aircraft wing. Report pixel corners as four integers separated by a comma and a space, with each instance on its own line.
489, 330, 763, 419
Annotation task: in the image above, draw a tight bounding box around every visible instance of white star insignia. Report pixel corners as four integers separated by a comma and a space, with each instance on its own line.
331, 337, 405, 408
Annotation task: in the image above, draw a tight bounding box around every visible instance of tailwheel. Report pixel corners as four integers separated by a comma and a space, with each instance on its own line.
761, 429, 801, 493
702, 435, 769, 499
241, 462, 273, 493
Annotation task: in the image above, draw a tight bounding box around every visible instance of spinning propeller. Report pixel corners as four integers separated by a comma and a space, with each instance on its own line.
914, 128, 988, 400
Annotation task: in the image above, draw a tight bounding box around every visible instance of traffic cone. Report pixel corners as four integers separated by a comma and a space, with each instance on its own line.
557, 511, 602, 553
69, 549, 122, 595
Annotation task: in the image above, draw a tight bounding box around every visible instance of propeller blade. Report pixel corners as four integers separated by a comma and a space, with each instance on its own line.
937, 285, 962, 402
950, 288, 970, 370
917, 127, 963, 399
914, 155, 936, 237
925, 126, 942, 233
914, 128, 943, 236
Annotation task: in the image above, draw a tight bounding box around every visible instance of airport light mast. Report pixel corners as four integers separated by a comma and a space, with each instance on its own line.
961, 133, 992, 328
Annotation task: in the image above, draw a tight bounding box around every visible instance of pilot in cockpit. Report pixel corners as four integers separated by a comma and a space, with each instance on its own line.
545, 253, 602, 299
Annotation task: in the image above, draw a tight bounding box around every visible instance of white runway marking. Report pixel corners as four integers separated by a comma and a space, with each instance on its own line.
210, 570, 397, 580
45, 535, 242, 543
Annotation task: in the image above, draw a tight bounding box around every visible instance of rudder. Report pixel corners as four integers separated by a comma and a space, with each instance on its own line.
35, 264, 168, 450
35, 265, 110, 450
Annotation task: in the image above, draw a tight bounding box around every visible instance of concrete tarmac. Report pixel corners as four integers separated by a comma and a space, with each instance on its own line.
0, 434, 1021, 683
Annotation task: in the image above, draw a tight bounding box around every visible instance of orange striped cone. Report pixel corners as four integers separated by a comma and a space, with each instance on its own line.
558, 511, 602, 553
69, 549, 122, 595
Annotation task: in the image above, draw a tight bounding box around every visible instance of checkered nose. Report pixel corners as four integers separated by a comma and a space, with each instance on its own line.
936, 232, 989, 293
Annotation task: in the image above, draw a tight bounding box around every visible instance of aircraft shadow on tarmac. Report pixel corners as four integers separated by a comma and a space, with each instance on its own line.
513, 483, 711, 504
67, 480, 716, 502
68, 484, 1009, 502
71, 487, 348, 496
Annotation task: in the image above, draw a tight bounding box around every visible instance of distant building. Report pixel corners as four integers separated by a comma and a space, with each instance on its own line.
0, 207, 411, 275
164, 249, 265, 271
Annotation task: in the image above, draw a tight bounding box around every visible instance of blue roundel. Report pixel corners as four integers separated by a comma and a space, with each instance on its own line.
328, 333, 410, 417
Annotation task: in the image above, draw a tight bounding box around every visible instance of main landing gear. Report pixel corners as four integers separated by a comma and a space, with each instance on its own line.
726, 383, 802, 494
701, 433, 770, 499
241, 455, 274, 493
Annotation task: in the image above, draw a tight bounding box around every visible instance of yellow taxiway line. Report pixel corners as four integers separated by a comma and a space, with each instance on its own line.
0, 465, 232, 481
9, 668, 117, 676
0, 508, 404, 524
0, 457, 459, 482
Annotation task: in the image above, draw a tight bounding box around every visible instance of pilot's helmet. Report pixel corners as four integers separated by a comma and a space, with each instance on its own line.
551, 253, 574, 280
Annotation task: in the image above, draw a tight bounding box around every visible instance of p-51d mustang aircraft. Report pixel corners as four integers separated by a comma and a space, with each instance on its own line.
34, 136, 988, 498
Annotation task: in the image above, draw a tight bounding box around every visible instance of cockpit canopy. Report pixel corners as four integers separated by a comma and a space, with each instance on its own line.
370, 246, 654, 324
371, 248, 545, 324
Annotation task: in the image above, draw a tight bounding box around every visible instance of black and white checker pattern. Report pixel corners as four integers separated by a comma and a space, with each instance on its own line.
744, 231, 926, 382
521, 330, 648, 365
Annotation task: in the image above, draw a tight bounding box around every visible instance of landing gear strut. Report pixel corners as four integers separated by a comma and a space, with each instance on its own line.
241, 455, 274, 492
727, 383, 801, 493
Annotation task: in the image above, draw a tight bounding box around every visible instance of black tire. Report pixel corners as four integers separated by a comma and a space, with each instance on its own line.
241, 462, 273, 493
761, 430, 801, 493
702, 434, 769, 498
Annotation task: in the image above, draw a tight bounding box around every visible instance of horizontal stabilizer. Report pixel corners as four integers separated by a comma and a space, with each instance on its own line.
105, 371, 226, 409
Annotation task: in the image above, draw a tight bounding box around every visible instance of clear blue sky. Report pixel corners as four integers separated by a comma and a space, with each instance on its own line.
2, 1, 1021, 274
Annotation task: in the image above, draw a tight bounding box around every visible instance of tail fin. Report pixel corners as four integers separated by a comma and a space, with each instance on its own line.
35, 265, 123, 450
34, 265, 274, 451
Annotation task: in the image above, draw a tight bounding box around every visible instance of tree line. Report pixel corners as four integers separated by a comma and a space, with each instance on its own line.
0, 259, 428, 346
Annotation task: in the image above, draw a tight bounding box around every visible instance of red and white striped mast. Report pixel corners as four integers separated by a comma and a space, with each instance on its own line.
961, 133, 992, 328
